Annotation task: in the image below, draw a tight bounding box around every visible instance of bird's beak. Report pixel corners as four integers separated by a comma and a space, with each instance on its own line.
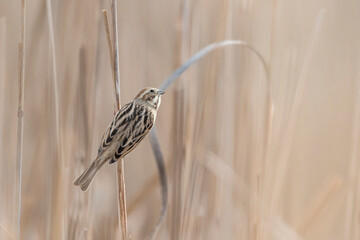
158, 90, 165, 95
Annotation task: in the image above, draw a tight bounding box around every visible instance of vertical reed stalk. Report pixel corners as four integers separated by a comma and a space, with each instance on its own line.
111, 0, 128, 237
170, 0, 190, 238
111, 0, 121, 110
0, 17, 5, 167
344, 65, 360, 240
14, 1, 26, 239
103, 0, 127, 238
45, 0, 62, 238
46, 0, 61, 159
0, 20, 6, 222
14, 43, 24, 240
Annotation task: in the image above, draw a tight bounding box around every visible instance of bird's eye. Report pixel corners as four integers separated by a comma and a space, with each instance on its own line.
150, 89, 155, 93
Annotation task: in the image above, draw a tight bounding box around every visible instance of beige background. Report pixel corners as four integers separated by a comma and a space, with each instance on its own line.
0, 0, 359, 239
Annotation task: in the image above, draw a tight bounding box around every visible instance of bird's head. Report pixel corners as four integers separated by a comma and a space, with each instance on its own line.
134, 87, 165, 110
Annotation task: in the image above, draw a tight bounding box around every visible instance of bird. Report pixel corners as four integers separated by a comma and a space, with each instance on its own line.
74, 87, 165, 191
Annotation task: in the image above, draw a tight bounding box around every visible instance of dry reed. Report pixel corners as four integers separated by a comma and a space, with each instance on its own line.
103, 1, 128, 239
14, 1, 26, 239
1, 1, 359, 240
0, 16, 7, 240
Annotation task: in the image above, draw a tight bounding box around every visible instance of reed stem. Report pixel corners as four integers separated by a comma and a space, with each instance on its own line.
14, 1, 26, 239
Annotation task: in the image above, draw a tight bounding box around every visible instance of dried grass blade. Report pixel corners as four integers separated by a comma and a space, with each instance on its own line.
344, 60, 360, 240
158, 40, 269, 91
45, 0, 61, 157
0, 19, 5, 219
14, 42, 24, 240
0, 223, 13, 240
45, 0, 63, 238
117, 159, 127, 240
102, 10, 117, 111
104, 0, 127, 238
150, 39, 269, 239
149, 128, 168, 240
14, 0, 26, 239
111, 0, 121, 107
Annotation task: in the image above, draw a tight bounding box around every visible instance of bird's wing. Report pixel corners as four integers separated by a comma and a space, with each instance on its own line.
97, 102, 134, 156
110, 105, 155, 164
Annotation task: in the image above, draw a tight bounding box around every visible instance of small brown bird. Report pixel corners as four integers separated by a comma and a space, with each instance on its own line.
74, 87, 165, 191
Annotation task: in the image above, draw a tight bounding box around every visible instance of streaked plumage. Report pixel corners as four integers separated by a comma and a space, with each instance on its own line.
74, 87, 165, 191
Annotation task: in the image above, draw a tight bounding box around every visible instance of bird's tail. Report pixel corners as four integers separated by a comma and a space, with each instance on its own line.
74, 159, 104, 191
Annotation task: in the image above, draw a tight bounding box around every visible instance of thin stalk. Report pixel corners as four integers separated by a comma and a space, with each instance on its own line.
0, 18, 6, 228
45, 0, 62, 238
111, 0, 128, 237
170, 1, 190, 239
261, 0, 278, 234
46, 0, 61, 158
149, 128, 168, 240
102, 11, 116, 103
14, 43, 24, 240
111, 0, 121, 109
170, 90, 185, 240
104, 1, 127, 238
344, 62, 360, 240
14, 0, 26, 239
117, 159, 127, 240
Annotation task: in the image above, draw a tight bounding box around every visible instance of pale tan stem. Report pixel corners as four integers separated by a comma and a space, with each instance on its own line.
102, 10, 117, 109
14, 1, 26, 239
104, 0, 127, 238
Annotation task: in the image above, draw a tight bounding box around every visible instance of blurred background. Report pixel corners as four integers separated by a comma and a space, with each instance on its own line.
0, 0, 360, 239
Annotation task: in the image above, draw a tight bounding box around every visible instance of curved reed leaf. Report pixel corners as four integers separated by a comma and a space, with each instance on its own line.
148, 127, 167, 240
159, 40, 269, 91
149, 40, 269, 238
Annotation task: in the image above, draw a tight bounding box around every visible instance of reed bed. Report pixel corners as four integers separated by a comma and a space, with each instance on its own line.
0, 0, 359, 240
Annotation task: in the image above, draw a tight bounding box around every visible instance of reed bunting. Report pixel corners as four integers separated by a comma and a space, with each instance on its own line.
74, 87, 165, 191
